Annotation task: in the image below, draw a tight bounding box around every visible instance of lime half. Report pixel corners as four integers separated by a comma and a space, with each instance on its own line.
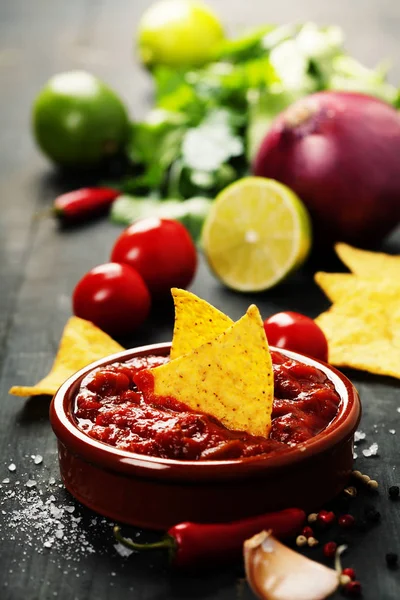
201, 177, 312, 292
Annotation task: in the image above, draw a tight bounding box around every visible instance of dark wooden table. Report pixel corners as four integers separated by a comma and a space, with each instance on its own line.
1, 1, 400, 598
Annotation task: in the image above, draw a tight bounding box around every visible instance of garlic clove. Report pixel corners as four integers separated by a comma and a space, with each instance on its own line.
244, 530, 339, 600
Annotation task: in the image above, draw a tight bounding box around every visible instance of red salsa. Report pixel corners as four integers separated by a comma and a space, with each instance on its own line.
73, 352, 340, 461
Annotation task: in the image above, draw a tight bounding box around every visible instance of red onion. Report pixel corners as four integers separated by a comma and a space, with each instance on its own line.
253, 92, 400, 246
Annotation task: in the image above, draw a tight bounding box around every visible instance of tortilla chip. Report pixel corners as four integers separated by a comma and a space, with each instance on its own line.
9, 317, 124, 397
315, 272, 400, 305
136, 305, 274, 437
315, 300, 400, 379
335, 243, 400, 278
170, 288, 233, 359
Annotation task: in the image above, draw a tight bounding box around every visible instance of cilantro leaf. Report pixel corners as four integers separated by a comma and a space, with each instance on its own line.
110, 195, 212, 243
182, 109, 243, 172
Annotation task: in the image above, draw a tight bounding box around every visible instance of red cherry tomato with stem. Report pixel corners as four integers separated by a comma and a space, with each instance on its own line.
72, 262, 151, 337
263, 312, 328, 362
111, 218, 197, 297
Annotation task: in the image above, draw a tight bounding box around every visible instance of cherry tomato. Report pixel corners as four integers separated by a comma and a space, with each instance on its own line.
72, 262, 151, 337
110, 218, 197, 297
263, 311, 328, 362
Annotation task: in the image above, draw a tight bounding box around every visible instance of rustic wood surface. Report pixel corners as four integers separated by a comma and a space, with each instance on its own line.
1, 1, 400, 598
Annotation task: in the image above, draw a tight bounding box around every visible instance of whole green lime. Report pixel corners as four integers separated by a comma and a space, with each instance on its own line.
32, 71, 130, 168
138, 0, 224, 68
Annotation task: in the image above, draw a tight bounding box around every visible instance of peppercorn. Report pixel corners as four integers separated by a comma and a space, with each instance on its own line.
307, 537, 319, 547
361, 474, 370, 484
352, 470, 363, 480
385, 552, 398, 568
307, 513, 318, 523
389, 485, 400, 499
296, 535, 307, 547
365, 508, 381, 523
317, 510, 335, 527
340, 574, 352, 586
338, 514, 355, 529
367, 479, 379, 490
301, 526, 314, 539
345, 580, 362, 596
344, 486, 357, 497
355, 519, 368, 533
342, 568, 356, 580
323, 541, 337, 558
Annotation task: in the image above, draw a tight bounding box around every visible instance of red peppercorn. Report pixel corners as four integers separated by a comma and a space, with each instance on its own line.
342, 568, 356, 580
339, 514, 355, 529
345, 580, 362, 596
323, 541, 337, 558
317, 510, 335, 526
302, 526, 314, 539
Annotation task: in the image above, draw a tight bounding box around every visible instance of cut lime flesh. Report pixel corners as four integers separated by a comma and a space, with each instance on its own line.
201, 177, 312, 292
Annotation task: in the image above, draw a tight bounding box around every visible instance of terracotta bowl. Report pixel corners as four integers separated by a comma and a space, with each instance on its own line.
50, 343, 361, 530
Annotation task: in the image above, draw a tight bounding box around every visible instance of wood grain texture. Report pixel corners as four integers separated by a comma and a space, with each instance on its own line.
1, 1, 400, 599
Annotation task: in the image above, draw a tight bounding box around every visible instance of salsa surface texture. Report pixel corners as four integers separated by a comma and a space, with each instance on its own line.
74, 352, 340, 461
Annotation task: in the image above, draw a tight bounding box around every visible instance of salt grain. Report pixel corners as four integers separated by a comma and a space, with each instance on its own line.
354, 431, 366, 442
50, 505, 64, 519
362, 443, 379, 457
2, 478, 10, 484
48, 477, 56, 485
34, 455, 43, 465
389, 429, 396, 435
25, 480, 37, 488
114, 542, 134, 558
397, 408, 400, 413
8, 463, 16, 472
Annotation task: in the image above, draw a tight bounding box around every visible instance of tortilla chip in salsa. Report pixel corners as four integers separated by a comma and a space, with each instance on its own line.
170, 288, 233, 359
135, 304, 274, 437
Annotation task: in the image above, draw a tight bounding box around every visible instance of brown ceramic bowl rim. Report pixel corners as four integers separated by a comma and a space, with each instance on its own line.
50, 343, 361, 482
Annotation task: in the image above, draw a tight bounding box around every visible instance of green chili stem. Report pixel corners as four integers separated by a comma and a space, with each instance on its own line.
113, 525, 175, 552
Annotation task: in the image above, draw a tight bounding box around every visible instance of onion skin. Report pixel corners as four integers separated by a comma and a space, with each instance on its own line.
253, 92, 400, 247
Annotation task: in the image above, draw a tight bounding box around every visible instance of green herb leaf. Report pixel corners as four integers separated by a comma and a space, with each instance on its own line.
110, 195, 212, 243
182, 109, 243, 172
328, 55, 398, 104
213, 25, 275, 62
126, 111, 188, 190
110, 195, 161, 224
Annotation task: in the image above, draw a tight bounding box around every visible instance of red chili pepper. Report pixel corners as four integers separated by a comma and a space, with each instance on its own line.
53, 187, 119, 221
113, 508, 305, 569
